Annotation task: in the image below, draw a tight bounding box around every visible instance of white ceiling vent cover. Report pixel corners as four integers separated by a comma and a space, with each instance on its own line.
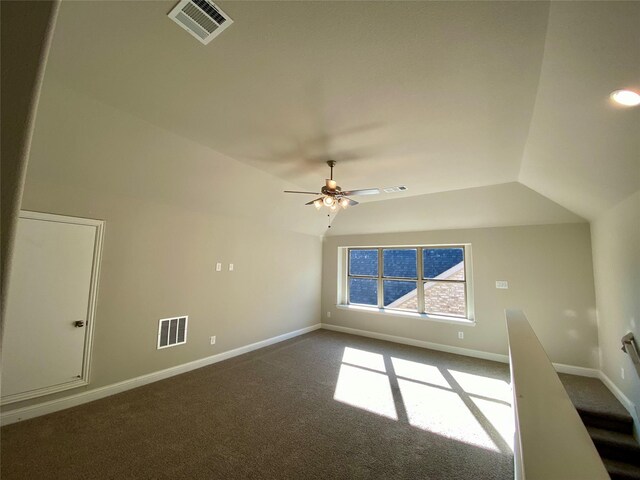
168, 0, 233, 45
383, 186, 408, 193
157, 316, 188, 349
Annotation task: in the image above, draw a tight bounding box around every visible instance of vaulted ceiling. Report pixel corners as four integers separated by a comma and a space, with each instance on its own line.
38, 1, 639, 235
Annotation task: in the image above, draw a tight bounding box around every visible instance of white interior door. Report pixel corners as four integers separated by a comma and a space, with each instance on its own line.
1, 212, 104, 404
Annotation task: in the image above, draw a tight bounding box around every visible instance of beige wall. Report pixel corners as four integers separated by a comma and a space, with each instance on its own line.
322, 223, 598, 368
591, 191, 640, 410
1, 0, 59, 331
2, 81, 322, 411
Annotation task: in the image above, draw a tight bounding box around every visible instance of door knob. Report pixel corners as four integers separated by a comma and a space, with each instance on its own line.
74, 320, 85, 328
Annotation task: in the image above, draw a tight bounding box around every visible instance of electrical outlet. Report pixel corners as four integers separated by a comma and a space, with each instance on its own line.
327, 311, 331, 318
621, 367, 625, 379
458, 331, 464, 339
496, 281, 509, 289
215, 263, 222, 272
210, 336, 216, 345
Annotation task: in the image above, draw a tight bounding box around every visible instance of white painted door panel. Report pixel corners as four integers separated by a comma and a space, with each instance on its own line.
2, 215, 100, 401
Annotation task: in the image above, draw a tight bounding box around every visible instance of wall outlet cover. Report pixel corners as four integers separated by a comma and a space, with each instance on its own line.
496, 281, 509, 289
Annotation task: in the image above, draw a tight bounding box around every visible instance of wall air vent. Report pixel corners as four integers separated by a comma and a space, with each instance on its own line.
157, 316, 188, 349
168, 0, 233, 45
383, 186, 408, 193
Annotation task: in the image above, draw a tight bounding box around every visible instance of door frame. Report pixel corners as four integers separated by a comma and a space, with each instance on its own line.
1, 211, 105, 405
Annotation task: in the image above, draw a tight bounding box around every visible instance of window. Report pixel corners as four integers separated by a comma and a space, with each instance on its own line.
343, 246, 471, 320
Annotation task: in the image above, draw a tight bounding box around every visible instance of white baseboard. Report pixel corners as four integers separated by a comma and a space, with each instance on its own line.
321, 323, 510, 363
320, 323, 601, 378
3, 322, 623, 429
599, 370, 639, 433
1, 323, 321, 426
553, 363, 600, 378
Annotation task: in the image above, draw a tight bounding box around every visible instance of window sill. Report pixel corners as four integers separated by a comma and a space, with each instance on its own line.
336, 304, 476, 326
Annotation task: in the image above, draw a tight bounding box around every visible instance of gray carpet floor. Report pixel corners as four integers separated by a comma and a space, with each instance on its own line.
558, 372, 630, 418
3, 330, 519, 479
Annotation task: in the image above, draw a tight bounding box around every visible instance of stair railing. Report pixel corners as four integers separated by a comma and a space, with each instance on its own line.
506, 309, 609, 480
621, 332, 640, 377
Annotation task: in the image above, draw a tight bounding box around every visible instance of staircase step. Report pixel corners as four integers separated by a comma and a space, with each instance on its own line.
578, 407, 634, 435
603, 459, 640, 480
588, 426, 640, 465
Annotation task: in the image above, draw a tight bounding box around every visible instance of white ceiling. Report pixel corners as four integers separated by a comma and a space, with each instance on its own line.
519, 1, 640, 219
326, 182, 584, 236
40, 1, 638, 234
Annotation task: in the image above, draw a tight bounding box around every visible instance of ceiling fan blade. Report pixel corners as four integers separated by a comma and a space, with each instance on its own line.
305, 197, 324, 206
343, 197, 359, 206
340, 188, 380, 196
284, 190, 322, 195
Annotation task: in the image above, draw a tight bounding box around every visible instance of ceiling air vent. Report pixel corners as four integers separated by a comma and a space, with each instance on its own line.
157, 316, 188, 349
383, 186, 408, 193
168, 0, 233, 45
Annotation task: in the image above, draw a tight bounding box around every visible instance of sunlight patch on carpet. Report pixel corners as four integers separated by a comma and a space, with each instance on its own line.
397, 378, 499, 451
469, 396, 514, 451
334, 364, 398, 419
333, 347, 515, 453
391, 357, 450, 388
342, 347, 386, 373
448, 370, 511, 403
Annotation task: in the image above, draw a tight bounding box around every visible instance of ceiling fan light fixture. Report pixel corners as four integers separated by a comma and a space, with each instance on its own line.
284, 160, 388, 212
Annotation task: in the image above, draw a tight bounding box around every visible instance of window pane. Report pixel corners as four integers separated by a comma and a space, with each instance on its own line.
349, 278, 378, 306
423, 248, 465, 280
423, 281, 466, 317
383, 249, 417, 278
349, 249, 378, 276
383, 280, 417, 310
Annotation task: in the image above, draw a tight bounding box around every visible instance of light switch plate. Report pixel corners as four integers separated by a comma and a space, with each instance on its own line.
215, 263, 222, 272
229, 263, 234, 271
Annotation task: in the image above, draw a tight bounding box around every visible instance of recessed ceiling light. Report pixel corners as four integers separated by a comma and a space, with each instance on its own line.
610, 90, 640, 107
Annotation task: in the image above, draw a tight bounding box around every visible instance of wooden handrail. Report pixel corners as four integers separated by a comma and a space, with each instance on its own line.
505, 309, 609, 480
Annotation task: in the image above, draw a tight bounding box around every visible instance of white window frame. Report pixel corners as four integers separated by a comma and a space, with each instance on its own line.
337, 244, 474, 325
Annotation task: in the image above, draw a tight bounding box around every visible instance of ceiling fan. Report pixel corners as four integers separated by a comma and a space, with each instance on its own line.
284, 160, 382, 211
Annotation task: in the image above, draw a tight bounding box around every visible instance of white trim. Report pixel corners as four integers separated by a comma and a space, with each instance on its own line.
1, 211, 105, 405
157, 316, 189, 349
342, 245, 472, 319
1, 323, 321, 426
320, 323, 601, 379
553, 363, 600, 378
19, 210, 104, 227
3, 322, 625, 430
598, 370, 639, 434
321, 323, 505, 362
335, 304, 475, 326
